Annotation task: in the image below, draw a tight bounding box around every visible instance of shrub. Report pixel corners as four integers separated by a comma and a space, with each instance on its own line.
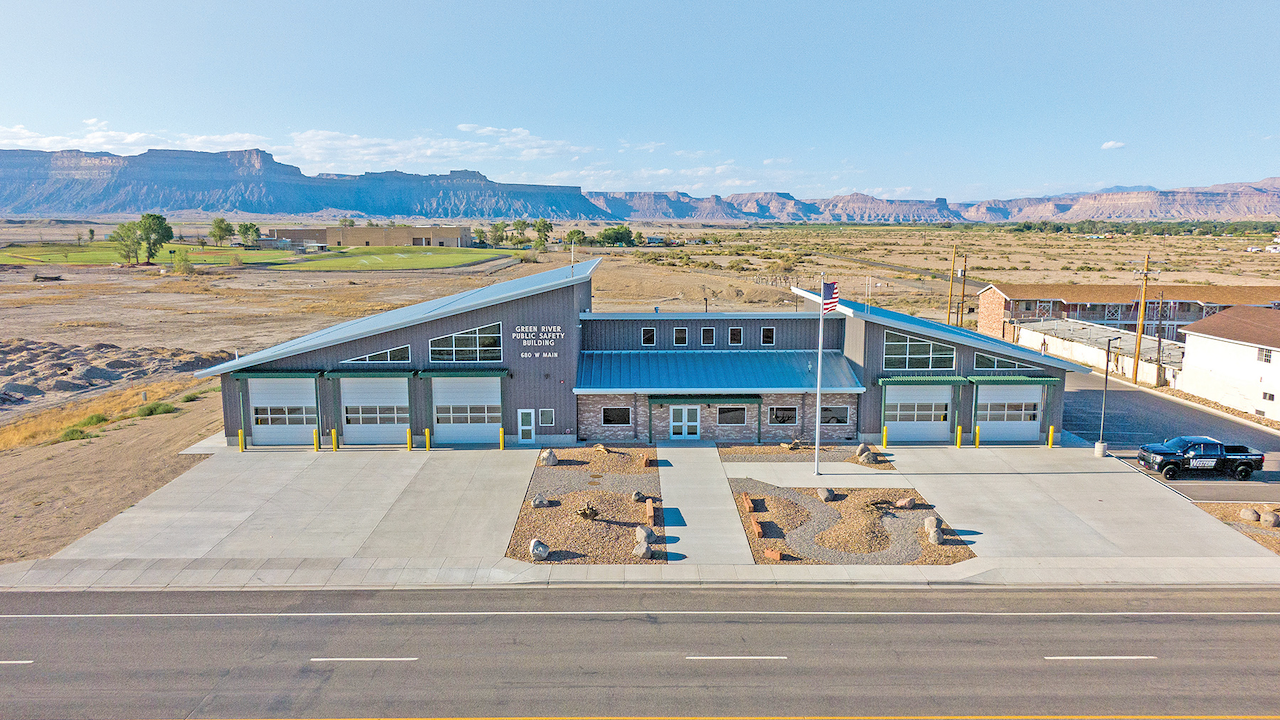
58, 428, 95, 442
74, 413, 110, 428
173, 248, 194, 275
520, 250, 539, 263
229, 254, 244, 267
181, 393, 201, 402
136, 402, 177, 417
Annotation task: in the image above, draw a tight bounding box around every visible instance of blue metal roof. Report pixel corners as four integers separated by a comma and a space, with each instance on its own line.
196, 259, 600, 378
574, 350, 864, 394
791, 287, 1092, 375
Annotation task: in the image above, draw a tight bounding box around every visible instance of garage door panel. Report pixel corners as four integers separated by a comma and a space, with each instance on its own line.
341, 377, 410, 445
247, 378, 317, 446
432, 377, 501, 444
976, 384, 1043, 442
884, 384, 951, 442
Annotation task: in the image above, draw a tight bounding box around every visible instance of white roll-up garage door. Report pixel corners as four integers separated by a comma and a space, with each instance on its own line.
247, 378, 317, 446
432, 377, 502, 444
340, 377, 410, 445
974, 384, 1044, 443
883, 384, 952, 442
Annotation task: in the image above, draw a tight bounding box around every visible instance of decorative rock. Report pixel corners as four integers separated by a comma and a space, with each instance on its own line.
577, 504, 599, 520
632, 490, 645, 502
530, 493, 549, 509
539, 448, 558, 466
819, 488, 835, 502
893, 497, 916, 510
927, 528, 943, 545
1240, 508, 1262, 521
636, 525, 657, 543
633, 542, 652, 559
1261, 512, 1280, 528
529, 538, 550, 561
763, 548, 784, 561
924, 516, 941, 530
592, 443, 609, 454
856, 443, 870, 456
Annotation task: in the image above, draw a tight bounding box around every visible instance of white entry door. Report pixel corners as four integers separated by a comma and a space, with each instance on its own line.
670, 405, 700, 439
883, 384, 952, 442
247, 378, 318, 445
432, 376, 502, 444
340, 377, 410, 445
518, 409, 535, 443
975, 384, 1044, 442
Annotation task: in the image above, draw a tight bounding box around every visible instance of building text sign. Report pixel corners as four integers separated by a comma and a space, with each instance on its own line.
513, 324, 564, 359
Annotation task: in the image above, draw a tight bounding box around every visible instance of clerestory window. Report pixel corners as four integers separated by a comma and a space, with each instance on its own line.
883, 331, 955, 371
429, 323, 501, 362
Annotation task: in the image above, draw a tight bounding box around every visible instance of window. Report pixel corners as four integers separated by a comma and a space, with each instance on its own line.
884, 402, 949, 422
1264, 392, 1276, 402
674, 327, 688, 346
761, 327, 775, 346
434, 404, 501, 425
820, 406, 849, 424
974, 402, 1039, 422
641, 327, 656, 346
701, 327, 715, 346
539, 408, 555, 426
1258, 410, 1268, 417
974, 352, 1035, 370
717, 406, 746, 425
1261, 348, 1273, 363
253, 406, 317, 426
883, 331, 955, 370
729, 327, 743, 346
602, 407, 632, 425
768, 406, 798, 425
429, 323, 501, 362
342, 345, 410, 363
345, 405, 409, 425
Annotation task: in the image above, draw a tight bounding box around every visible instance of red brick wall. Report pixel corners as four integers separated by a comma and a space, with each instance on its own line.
576, 392, 859, 443
977, 290, 1009, 339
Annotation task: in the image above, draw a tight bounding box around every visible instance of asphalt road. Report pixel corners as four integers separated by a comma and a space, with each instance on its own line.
7, 587, 1280, 719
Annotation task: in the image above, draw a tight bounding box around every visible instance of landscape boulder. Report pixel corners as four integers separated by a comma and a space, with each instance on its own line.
636, 525, 657, 543
927, 528, 944, 545
539, 448, 558, 466
1240, 508, 1262, 522
633, 542, 653, 559
893, 497, 916, 510
529, 539, 550, 561
924, 516, 941, 531
530, 493, 549, 509
631, 490, 645, 502
856, 443, 870, 456
819, 488, 835, 502
1261, 512, 1280, 528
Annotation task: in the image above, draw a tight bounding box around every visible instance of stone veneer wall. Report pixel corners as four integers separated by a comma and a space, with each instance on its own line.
577, 392, 859, 443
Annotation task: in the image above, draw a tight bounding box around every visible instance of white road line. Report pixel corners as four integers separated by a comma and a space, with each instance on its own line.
310, 657, 418, 662
686, 655, 787, 660
5, 610, 1280, 619
1044, 655, 1157, 660
0, 660, 34, 664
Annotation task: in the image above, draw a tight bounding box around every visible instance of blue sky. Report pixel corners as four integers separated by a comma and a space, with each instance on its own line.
2, 1, 1277, 201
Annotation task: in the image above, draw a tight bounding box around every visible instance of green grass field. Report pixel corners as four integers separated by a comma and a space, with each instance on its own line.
0, 242, 514, 271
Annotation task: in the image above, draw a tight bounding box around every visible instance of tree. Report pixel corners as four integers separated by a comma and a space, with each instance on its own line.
87, 228, 95, 243
473, 227, 488, 244
533, 218, 552, 245
197, 235, 207, 249
136, 213, 174, 262
209, 217, 233, 247
75, 231, 83, 246
533, 237, 546, 252
634, 229, 646, 245
173, 248, 194, 275
110, 222, 141, 264
339, 217, 356, 228
597, 225, 635, 246
490, 221, 509, 246
236, 222, 260, 248
511, 219, 529, 239
367, 219, 377, 227
565, 229, 586, 246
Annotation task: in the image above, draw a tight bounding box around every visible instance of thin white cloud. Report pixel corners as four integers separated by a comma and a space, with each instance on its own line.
1101, 140, 1125, 150
763, 157, 792, 165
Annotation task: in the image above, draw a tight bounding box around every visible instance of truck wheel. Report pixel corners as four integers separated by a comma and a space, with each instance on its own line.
1161, 465, 1178, 481
1235, 465, 1253, 481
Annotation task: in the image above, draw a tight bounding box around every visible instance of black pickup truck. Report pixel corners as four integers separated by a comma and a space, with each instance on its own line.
1137, 436, 1266, 480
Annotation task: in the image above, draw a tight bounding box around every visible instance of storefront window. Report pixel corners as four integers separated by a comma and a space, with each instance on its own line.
768, 406, 797, 425
717, 406, 746, 425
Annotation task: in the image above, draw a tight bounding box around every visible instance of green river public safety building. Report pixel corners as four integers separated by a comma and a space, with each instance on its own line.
196, 260, 1090, 448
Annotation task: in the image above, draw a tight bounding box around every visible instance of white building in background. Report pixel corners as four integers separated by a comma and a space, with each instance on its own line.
1176, 306, 1280, 419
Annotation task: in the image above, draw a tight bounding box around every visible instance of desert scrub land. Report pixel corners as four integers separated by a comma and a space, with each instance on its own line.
506, 445, 666, 564
729, 479, 973, 566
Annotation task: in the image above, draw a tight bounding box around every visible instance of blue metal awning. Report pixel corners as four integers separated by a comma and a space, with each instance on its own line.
574, 350, 864, 394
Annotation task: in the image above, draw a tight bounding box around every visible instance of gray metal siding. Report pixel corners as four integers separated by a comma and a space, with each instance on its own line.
219, 374, 241, 442
582, 316, 843, 351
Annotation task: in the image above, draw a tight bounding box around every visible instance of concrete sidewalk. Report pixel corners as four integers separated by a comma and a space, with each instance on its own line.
656, 443, 754, 564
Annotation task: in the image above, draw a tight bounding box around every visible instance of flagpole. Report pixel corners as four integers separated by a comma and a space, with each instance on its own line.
814, 272, 825, 476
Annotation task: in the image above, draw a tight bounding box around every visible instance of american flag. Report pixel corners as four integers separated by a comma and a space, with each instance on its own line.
821, 281, 839, 315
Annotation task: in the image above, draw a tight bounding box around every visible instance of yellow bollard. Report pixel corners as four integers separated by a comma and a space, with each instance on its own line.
974, 425, 981, 448
406, 427, 412, 451
238, 429, 245, 452
498, 427, 505, 450
956, 426, 962, 448
424, 428, 431, 451
1048, 425, 1055, 449
313, 428, 320, 452
882, 427, 887, 448
331, 428, 338, 452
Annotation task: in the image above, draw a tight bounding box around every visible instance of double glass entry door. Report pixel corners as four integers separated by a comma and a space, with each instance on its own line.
669, 405, 700, 439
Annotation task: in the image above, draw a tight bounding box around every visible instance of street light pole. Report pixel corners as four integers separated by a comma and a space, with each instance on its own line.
1098, 336, 1122, 456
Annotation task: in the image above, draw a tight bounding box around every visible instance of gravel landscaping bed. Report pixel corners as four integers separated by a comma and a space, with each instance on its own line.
718, 442, 895, 470
506, 445, 665, 564
728, 477, 973, 565
1195, 502, 1280, 556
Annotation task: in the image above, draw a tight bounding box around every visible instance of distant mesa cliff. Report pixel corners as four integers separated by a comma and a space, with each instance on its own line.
1, 148, 1279, 221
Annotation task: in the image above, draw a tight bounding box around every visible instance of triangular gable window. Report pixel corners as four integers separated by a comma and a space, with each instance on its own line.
430, 323, 502, 362
974, 352, 1036, 370
341, 345, 410, 364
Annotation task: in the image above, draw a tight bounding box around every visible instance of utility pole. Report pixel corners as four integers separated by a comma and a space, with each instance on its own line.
1155, 290, 1165, 387
1132, 253, 1157, 383
956, 254, 968, 326
946, 243, 957, 325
